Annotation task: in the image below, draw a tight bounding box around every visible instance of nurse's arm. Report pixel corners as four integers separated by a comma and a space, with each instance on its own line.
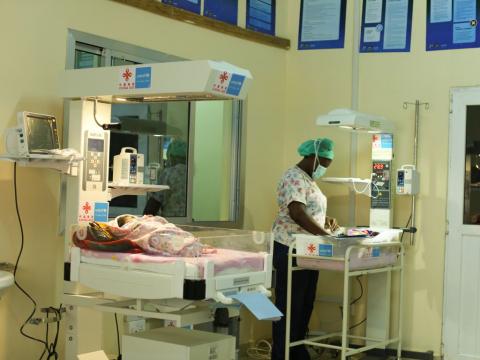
288, 201, 330, 236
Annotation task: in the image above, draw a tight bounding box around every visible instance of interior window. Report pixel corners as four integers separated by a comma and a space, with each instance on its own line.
69, 32, 243, 226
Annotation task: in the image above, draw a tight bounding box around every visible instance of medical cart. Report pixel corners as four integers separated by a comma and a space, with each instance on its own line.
285, 236, 405, 360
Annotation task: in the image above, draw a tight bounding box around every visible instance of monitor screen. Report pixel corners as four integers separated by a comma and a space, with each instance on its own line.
24, 114, 59, 152
88, 138, 104, 152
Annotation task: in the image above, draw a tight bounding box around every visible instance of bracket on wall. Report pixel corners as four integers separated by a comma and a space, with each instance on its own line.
110, 0, 291, 50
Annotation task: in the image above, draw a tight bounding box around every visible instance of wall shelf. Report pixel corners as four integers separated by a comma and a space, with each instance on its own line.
0, 154, 83, 176
110, 0, 291, 50
108, 183, 169, 200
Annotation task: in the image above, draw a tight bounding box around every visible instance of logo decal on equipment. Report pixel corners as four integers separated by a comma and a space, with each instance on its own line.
118, 66, 152, 90
219, 71, 229, 83
212, 71, 231, 94
78, 201, 94, 222
122, 68, 133, 82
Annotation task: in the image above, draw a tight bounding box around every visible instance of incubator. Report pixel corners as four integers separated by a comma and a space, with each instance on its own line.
60, 60, 268, 360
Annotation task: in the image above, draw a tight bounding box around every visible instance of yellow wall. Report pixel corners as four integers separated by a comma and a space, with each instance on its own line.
2, 0, 476, 358
283, 0, 480, 356
0, 1, 287, 358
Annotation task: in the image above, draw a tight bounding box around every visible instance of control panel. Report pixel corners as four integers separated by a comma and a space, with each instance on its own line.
371, 160, 392, 209
83, 130, 108, 192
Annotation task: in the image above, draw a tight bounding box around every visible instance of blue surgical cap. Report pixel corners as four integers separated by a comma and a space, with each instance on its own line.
167, 140, 187, 158
297, 138, 335, 159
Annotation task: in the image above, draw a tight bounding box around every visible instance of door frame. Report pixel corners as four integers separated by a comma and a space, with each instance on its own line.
443, 86, 480, 359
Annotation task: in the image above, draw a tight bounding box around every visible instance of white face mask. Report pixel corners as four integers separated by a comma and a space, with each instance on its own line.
312, 139, 327, 179
312, 149, 327, 180
313, 162, 327, 180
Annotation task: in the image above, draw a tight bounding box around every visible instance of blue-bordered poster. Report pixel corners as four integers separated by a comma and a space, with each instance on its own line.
359, 0, 413, 53
246, 0, 276, 35
162, 0, 201, 14
427, 0, 480, 51
298, 0, 347, 50
204, 0, 238, 25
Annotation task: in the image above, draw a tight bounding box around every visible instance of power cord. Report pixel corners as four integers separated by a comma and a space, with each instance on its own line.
400, 214, 412, 243
350, 276, 364, 306
93, 98, 121, 131
114, 313, 122, 360
338, 276, 367, 331
13, 163, 63, 360
246, 339, 271, 359
13, 163, 49, 353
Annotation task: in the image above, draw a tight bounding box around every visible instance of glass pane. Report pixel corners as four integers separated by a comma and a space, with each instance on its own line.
464, 105, 480, 224
111, 57, 138, 66
109, 102, 190, 219
75, 50, 102, 69
192, 100, 235, 222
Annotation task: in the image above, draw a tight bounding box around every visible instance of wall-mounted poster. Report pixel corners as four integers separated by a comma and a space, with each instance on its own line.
360, 0, 413, 53
247, 0, 276, 35
204, 0, 238, 25
427, 0, 480, 51
162, 0, 201, 14
298, 0, 347, 50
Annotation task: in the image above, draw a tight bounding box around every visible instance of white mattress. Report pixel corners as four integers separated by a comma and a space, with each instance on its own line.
79, 248, 265, 280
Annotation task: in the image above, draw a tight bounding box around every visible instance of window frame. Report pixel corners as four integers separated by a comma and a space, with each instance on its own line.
65, 29, 245, 227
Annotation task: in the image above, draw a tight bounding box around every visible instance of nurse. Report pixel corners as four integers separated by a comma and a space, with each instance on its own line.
271, 138, 339, 360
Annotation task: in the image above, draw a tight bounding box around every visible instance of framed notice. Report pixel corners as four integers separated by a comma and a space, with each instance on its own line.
162, 0, 201, 14
360, 0, 413, 53
204, 0, 239, 25
298, 0, 347, 50
247, 0, 276, 35
427, 0, 480, 51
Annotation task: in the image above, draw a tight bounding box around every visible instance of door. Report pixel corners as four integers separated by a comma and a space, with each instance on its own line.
444, 87, 480, 360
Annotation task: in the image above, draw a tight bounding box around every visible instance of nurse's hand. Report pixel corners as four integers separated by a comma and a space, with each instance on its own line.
325, 216, 339, 232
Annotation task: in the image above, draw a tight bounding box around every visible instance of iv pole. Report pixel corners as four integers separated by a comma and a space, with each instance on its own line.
403, 100, 429, 245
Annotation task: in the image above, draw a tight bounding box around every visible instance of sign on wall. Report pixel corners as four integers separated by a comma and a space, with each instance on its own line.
246, 0, 276, 36
298, 0, 347, 50
162, 0, 201, 14
360, 0, 413, 53
427, 0, 480, 51
204, 0, 238, 25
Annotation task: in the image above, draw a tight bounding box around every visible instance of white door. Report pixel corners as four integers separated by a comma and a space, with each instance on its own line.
444, 87, 480, 360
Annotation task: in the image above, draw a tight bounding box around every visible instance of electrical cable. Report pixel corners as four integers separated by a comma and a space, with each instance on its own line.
337, 276, 366, 332
93, 98, 121, 131
246, 339, 272, 359
349, 318, 367, 331
13, 163, 49, 351
114, 313, 122, 360
400, 214, 412, 243
350, 276, 364, 306
46, 305, 62, 359
351, 174, 380, 198
14, 163, 63, 359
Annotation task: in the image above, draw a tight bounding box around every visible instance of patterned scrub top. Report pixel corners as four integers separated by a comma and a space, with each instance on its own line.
272, 166, 327, 246
152, 164, 187, 217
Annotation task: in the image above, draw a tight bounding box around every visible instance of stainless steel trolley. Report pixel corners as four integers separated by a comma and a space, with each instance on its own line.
285, 239, 405, 360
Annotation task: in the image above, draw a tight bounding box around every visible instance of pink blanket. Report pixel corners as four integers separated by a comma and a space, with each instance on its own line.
73, 215, 204, 257
80, 248, 265, 277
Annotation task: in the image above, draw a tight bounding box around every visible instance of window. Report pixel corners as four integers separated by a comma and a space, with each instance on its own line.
66, 30, 244, 226
464, 105, 480, 224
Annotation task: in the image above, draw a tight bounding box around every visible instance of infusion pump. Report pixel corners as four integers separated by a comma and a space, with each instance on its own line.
113, 147, 145, 185
82, 130, 108, 192
396, 165, 419, 195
